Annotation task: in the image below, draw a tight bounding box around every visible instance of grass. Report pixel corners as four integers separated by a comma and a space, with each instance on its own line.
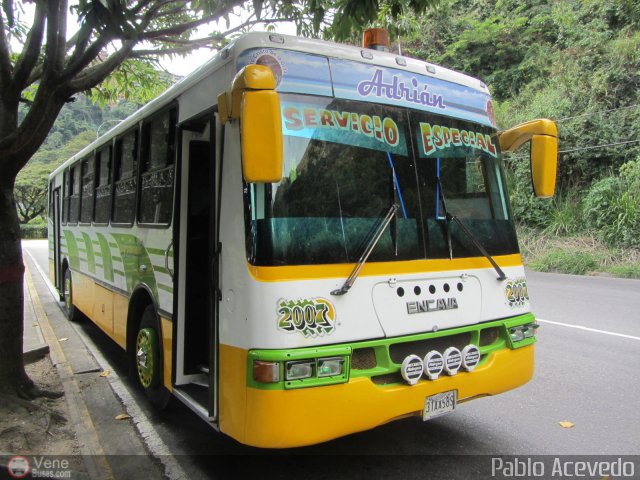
517, 225, 640, 278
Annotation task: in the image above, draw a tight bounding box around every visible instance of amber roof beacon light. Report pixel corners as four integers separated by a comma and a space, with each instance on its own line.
363, 28, 390, 52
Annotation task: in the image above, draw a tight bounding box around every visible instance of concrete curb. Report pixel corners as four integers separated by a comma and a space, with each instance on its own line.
24, 243, 188, 480
24, 265, 114, 480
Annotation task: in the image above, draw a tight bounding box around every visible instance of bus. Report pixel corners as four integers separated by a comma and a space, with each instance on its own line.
48, 29, 558, 448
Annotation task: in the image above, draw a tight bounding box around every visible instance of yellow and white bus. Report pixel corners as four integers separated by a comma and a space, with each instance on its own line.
48, 30, 557, 448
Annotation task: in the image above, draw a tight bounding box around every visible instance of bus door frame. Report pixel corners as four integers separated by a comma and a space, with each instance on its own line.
52, 186, 63, 294
174, 109, 221, 423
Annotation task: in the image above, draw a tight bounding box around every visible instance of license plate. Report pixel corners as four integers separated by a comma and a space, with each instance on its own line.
423, 390, 457, 421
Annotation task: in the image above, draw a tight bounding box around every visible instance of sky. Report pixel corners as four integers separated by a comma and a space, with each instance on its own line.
158, 21, 298, 77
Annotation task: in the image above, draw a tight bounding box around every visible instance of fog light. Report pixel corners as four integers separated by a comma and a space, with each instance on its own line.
286, 360, 314, 380
253, 361, 280, 383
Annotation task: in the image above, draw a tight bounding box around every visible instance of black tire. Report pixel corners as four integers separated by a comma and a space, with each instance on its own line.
62, 268, 81, 322
132, 305, 172, 409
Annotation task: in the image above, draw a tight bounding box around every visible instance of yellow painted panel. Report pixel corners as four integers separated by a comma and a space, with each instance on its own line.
241, 90, 283, 183
248, 253, 524, 282
223, 345, 534, 448
92, 284, 114, 336
72, 270, 94, 318
218, 344, 248, 443
161, 317, 173, 392
48, 260, 55, 285
112, 293, 128, 349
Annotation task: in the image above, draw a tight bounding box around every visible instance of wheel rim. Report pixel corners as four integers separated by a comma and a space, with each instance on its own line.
136, 328, 158, 388
64, 274, 72, 311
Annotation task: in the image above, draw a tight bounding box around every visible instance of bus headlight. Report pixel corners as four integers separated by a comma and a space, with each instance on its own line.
286, 360, 314, 380
509, 322, 539, 344
317, 357, 344, 377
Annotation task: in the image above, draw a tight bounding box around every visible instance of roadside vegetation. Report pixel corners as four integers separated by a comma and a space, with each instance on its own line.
399, 0, 640, 278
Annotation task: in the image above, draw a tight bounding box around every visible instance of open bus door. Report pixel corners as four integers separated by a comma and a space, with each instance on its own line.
173, 112, 220, 423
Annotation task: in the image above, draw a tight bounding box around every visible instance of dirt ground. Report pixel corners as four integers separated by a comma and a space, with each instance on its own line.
0, 356, 83, 471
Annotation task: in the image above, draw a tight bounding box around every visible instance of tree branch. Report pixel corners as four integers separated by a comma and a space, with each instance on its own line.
67, 40, 137, 92
43, 0, 68, 77
12, 1, 46, 91
62, 35, 110, 81
134, 16, 290, 55
139, 0, 247, 40
0, 8, 13, 88
64, 14, 97, 74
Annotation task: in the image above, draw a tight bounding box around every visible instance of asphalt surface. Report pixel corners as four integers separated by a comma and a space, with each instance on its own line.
23, 240, 640, 479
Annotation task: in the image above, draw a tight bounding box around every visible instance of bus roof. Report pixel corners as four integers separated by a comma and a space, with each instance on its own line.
50, 31, 491, 178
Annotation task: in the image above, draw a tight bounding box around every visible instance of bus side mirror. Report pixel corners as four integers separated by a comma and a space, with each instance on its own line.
499, 119, 558, 198
218, 65, 283, 183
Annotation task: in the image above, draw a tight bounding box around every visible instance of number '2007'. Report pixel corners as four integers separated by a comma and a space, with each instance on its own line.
278, 302, 332, 332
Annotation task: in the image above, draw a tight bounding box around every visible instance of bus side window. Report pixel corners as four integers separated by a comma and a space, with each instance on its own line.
138, 107, 176, 225
80, 157, 95, 224
112, 129, 138, 225
62, 170, 69, 224
68, 164, 81, 224
94, 146, 112, 224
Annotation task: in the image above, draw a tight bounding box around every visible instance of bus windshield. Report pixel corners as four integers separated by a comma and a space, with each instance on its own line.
245, 94, 518, 266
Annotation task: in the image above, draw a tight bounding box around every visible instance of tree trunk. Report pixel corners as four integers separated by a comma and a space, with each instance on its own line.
0, 176, 30, 393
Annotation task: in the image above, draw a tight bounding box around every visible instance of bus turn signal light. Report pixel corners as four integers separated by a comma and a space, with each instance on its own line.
253, 361, 280, 383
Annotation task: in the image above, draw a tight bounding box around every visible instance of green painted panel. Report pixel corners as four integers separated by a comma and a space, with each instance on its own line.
111, 233, 158, 300
248, 313, 537, 391
62, 230, 80, 270
95, 233, 114, 282
82, 232, 96, 274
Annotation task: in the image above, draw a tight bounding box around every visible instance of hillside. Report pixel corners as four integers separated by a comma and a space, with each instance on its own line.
402, 0, 640, 276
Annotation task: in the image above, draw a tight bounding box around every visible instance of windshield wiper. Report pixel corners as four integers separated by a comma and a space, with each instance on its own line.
436, 177, 506, 281
331, 203, 399, 296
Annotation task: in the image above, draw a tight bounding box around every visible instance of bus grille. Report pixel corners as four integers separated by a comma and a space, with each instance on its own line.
352, 347, 377, 370
479, 326, 500, 346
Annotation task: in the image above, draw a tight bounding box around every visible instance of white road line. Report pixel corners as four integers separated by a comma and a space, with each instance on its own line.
24, 246, 189, 480
537, 318, 640, 341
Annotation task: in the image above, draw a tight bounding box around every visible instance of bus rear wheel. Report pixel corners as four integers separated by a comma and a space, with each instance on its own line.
62, 269, 81, 322
133, 305, 171, 409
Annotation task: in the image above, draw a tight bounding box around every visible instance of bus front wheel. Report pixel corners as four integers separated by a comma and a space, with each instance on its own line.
133, 305, 171, 409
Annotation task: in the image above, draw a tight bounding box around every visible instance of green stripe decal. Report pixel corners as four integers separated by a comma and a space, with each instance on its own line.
62, 230, 80, 270
82, 232, 96, 274
96, 233, 114, 282
111, 233, 158, 299
146, 247, 173, 257
153, 265, 171, 275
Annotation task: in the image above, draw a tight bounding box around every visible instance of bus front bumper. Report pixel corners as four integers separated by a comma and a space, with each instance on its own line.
221, 344, 534, 448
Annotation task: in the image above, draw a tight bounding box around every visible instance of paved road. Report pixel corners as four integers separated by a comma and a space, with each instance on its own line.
23, 240, 640, 478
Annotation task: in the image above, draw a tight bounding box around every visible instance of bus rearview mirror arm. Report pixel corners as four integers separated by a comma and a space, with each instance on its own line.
499, 119, 558, 198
